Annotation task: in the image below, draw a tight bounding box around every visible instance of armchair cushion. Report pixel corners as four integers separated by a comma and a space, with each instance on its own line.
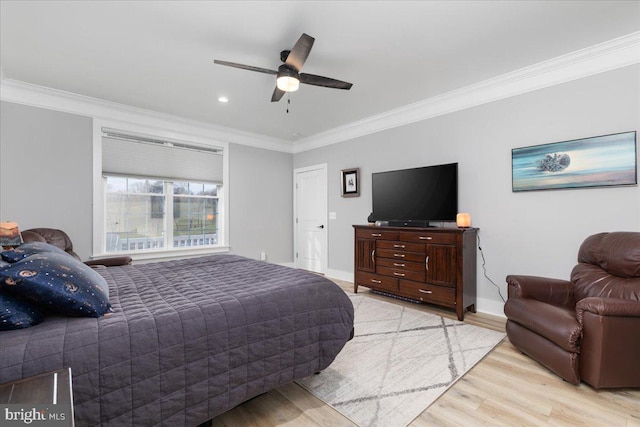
572, 263, 640, 302
22, 228, 81, 261
504, 297, 581, 352
578, 232, 640, 278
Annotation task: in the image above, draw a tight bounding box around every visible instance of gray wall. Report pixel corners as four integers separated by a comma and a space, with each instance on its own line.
0, 101, 294, 263
228, 143, 293, 262
294, 65, 640, 315
2, 65, 638, 315
0, 101, 94, 259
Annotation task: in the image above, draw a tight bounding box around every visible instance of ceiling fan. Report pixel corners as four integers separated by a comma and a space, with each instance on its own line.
214, 33, 353, 102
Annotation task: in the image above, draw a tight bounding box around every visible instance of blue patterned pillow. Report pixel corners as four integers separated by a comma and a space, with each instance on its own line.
0, 252, 112, 318
0, 290, 44, 330
1, 242, 69, 263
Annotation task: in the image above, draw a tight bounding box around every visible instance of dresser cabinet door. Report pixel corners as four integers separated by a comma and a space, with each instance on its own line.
425, 244, 457, 287
355, 237, 376, 272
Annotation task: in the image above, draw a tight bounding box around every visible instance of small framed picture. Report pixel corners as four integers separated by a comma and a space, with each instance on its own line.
341, 168, 360, 197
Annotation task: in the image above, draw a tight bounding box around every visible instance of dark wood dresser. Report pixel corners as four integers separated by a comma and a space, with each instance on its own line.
353, 225, 477, 320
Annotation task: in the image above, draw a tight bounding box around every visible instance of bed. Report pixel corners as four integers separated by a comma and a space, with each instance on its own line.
0, 254, 354, 426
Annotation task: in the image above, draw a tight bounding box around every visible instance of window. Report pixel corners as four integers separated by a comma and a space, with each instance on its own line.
105, 177, 219, 252
172, 181, 218, 247
94, 124, 228, 258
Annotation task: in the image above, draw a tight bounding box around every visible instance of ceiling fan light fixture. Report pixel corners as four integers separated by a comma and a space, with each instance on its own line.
214, 33, 352, 103
277, 76, 299, 92
276, 65, 300, 92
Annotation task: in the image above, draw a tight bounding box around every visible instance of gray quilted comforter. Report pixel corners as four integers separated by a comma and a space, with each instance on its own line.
0, 255, 354, 426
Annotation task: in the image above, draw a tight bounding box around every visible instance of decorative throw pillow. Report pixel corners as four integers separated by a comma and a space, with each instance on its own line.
1, 242, 69, 263
0, 290, 44, 330
0, 252, 112, 318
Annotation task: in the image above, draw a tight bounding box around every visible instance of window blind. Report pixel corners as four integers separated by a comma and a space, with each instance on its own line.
102, 129, 223, 183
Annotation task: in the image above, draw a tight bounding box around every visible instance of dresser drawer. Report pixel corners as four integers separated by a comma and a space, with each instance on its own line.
356, 228, 399, 240
399, 232, 457, 245
376, 240, 425, 253
377, 257, 424, 272
356, 271, 399, 292
378, 266, 425, 282
376, 248, 425, 263
400, 280, 456, 307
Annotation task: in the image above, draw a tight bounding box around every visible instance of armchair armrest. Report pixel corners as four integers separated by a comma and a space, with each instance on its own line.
576, 297, 640, 324
506, 275, 574, 307
85, 256, 132, 267
576, 297, 640, 388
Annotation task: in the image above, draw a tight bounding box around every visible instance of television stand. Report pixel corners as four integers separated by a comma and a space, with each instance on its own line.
353, 224, 477, 321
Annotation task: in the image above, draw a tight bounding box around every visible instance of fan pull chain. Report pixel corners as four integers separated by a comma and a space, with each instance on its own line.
286, 93, 291, 114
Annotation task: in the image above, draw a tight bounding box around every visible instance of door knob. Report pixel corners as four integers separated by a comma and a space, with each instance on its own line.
317, 225, 325, 229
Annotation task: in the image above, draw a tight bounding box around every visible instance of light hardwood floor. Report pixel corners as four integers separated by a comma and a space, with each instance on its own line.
211, 281, 640, 427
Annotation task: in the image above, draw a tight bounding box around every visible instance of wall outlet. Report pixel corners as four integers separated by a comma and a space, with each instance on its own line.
260, 251, 267, 261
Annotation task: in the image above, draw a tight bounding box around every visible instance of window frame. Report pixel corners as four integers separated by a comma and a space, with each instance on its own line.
92, 119, 229, 261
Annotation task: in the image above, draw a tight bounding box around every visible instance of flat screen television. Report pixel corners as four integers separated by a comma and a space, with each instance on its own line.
371, 163, 458, 225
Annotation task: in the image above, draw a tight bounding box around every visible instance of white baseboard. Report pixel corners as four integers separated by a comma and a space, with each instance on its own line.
326, 268, 353, 282
474, 297, 506, 319
275, 261, 295, 268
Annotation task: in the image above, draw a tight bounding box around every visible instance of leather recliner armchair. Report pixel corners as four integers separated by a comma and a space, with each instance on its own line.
21, 228, 132, 267
504, 232, 640, 389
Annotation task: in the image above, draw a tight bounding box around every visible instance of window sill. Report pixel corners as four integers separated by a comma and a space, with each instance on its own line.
91, 245, 230, 263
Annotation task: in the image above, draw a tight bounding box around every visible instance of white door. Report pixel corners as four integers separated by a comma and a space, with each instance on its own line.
294, 164, 327, 273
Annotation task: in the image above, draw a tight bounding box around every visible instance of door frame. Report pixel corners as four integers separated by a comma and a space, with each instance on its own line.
293, 163, 328, 274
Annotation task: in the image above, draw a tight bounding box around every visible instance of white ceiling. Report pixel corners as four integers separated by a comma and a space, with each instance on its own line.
1, 1, 639, 143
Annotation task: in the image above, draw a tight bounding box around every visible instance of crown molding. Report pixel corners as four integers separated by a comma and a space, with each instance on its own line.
2, 32, 638, 155
293, 31, 640, 154
0, 78, 293, 153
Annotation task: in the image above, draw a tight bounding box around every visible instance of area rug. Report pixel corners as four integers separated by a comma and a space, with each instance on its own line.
297, 294, 505, 427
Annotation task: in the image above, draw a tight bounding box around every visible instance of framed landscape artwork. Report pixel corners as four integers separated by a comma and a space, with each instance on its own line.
512, 131, 637, 192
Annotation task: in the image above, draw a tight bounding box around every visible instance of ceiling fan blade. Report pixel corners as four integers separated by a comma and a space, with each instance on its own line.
214, 60, 277, 75
271, 87, 285, 102
285, 33, 315, 71
300, 73, 353, 90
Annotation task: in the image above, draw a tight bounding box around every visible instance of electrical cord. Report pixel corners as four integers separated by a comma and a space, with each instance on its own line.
477, 230, 506, 303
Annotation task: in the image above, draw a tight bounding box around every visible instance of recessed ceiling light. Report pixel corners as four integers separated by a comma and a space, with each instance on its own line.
218, 96, 229, 103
